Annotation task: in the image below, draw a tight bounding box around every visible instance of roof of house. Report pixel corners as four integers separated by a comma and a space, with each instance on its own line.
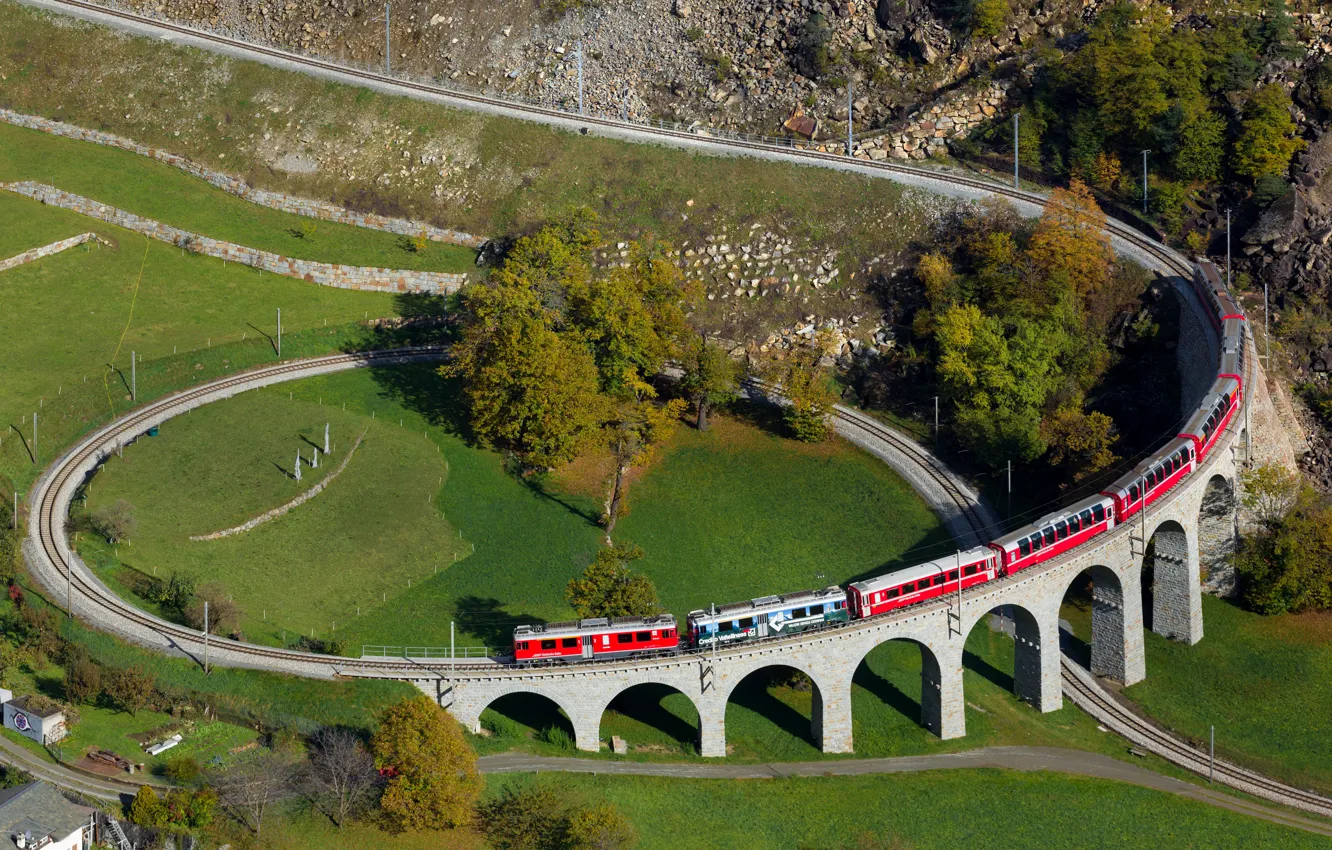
6, 697, 63, 720
0, 782, 95, 848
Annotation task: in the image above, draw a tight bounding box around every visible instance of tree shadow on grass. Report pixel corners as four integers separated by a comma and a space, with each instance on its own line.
852, 665, 921, 721
484, 693, 574, 741
728, 669, 816, 747
963, 649, 1014, 692
520, 473, 603, 528
367, 363, 475, 443
721, 398, 792, 440
453, 595, 546, 649
605, 684, 699, 749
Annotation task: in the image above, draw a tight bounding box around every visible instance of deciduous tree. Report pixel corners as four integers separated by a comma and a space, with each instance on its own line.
103, 666, 154, 716
1042, 408, 1119, 481
1240, 463, 1301, 529
602, 388, 687, 539
565, 543, 660, 619
679, 335, 740, 432
211, 749, 297, 839
92, 499, 136, 544
306, 726, 380, 828
129, 785, 168, 828
1027, 180, 1114, 302
1232, 84, 1306, 179
63, 657, 101, 706
371, 695, 481, 831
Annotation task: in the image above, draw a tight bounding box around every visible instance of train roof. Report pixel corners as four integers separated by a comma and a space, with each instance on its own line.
1102, 438, 1196, 495
848, 547, 993, 594
1179, 378, 1239, 436
1198, 258, 1223, 287
688, 586, 845, 622
514, 614, 676, 639
991, 493, 1114, 551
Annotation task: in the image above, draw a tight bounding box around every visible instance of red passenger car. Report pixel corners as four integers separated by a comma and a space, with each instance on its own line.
512, 615, 679, 663
1179, 377, 1240, 463
989, 494, 1116, 575
847, 548, 997, 618
1101, 438, 1195, 524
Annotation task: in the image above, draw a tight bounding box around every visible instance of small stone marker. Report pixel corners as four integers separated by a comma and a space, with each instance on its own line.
294, 452, 302, 482
324, 422, 330, 454
611, 736, 628, 755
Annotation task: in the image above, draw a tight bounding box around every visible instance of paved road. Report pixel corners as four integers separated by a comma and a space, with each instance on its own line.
479, 746, 1332, 838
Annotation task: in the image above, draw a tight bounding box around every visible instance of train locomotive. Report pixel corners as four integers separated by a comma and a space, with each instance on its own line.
512, 259, 1247, 663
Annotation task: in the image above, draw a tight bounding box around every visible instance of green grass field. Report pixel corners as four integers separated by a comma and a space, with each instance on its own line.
0, 122, 476, 273
490, 770, 1328, 850
77, 366, 950, 651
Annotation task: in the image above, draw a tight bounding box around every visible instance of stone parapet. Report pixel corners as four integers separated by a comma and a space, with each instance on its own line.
0, 108, 485, 248
3, 182, 467, 296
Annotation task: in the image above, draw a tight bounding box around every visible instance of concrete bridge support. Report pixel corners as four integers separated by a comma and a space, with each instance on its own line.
920, 641, 966, 739
810, 667, 855, 754
1150, 521, 1204, 646
1087, 565, 1146, 686
1011, 606, 1062, 713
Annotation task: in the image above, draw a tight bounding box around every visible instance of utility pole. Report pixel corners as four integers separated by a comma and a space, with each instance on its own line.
1209, 725, 1215, 783
577, 39, 584, 115
934, 396, 939, 445
450, 620, 455, 673
1007, 460, 1012, 521
384, 2, 391, 75
203, 601, 210, 675
66, 555, 72, 618
31, 412, 36, 464
847, 80, 854, 157
1013, 112, 1020, 189
1141, 150, 1150, 214
276, 308, 282, 358
1225, 208, 1232, 289
1264, 281, 1270, 365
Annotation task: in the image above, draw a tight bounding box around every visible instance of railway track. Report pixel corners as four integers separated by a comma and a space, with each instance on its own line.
20, 0, 1331, 820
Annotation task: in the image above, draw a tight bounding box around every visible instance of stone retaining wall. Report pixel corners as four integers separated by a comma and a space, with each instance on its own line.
0, 232, 104, 273
853, 81, 1012, 162
4, 183, 467, 296
0, 108, 486, 248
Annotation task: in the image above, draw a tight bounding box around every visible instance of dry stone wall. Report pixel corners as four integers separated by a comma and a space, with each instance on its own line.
0, 108, 485, 248
3, 183, 467, 296
853, 81, 1012, 162
0, 232, 106, 273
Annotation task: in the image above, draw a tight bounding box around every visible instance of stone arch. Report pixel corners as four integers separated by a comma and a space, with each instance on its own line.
1197, 473, 1238, 597
473, 689, 587, 751
1057, 565, 1144, 686
721, 662, 849, 756
851, 637, 961, 740
964, 602, 1060, 713
596, 682, 701, 756
1143, 518, 1203, 645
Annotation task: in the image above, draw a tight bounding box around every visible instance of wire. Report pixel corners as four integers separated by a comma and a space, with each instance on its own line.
102, 236, 150, 416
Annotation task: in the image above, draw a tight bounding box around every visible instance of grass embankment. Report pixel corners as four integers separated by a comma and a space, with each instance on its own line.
0, 122, 476, 273
1061, 593, 1332, 797
487, 771, 1327, 849
0, 190, 415, 486
0, 2, 930, 306
78, 366, 950, 650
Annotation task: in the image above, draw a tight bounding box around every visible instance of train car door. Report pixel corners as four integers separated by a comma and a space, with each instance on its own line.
582, 636, 594, 658
756, 612, 769, 638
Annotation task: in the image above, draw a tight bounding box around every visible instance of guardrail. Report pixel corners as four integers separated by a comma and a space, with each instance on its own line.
361, 644, 497, 660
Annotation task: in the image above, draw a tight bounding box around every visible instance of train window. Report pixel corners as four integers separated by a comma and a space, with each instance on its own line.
948, 570, 959, 581
562, 638, 579, 648
812, 604, 825, 614
665, 629, 675, 638
887, 588, 900, 598
1068, 516, 1081, 534
541, 640, 557, 650
1042, 528, 1055, 545
1018, 539, 1031, 557
1030, 533, 1044, 550
739, 617, 755, 629
1080, 509, 1093, 526
836, 600, 845, 609
1054, 520, 1066, 539
617, 633, 633, 644
964, 564, 978, 576
902, 582, 915, 593
933, 575, 946, 586
1129, 484, 1139, 502
517, 641, 528, 650
636, 631, 651, 642
1093, 504, 1105, 522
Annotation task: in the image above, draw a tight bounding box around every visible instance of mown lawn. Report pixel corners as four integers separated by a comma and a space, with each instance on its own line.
487, 770, 1331, 850
0, 123, 476, 272
1124, 595, 1332, 797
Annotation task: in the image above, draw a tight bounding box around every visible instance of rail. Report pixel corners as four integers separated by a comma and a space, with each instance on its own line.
361, 645, 499, 660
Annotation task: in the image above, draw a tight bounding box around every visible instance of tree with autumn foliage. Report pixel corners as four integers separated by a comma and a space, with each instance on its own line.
602, 383, 687, 541
1027, 180, 1114, 302
566, 542, 660, 619
371, 695, 482, 832
1042, 407, 1120, 482
679, 334, 740, 432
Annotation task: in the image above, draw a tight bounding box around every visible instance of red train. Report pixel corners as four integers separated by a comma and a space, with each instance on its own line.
511, 259, 1247, 663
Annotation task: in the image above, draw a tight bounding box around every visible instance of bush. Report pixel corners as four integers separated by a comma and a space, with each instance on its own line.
971, 0, 1009, 38
1253, 175, 1290, 207
91, 499, 136, 544
794, 13, 832, 78
63, 658, 102, 706
537, 725, 575, 750
164, 756, 201, 784
129, 785, 168, 828
478, 786, 636, 850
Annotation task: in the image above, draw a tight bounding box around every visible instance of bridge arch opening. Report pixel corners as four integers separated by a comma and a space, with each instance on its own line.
599, 683, 700, 757
1198, 474, 1238, 597
478, 692, 578, 751
1058, 565, 1142, 685
964, 603, 1059, 712
724, 665, 826, 758
1142, 518, 1203, 644
851, 638, 950, 741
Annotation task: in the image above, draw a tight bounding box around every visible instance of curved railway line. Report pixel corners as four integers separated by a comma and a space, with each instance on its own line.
15, 0, 1332, 820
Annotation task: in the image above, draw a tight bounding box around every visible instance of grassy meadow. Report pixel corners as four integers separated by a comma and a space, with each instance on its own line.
77, 365, 949, 650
